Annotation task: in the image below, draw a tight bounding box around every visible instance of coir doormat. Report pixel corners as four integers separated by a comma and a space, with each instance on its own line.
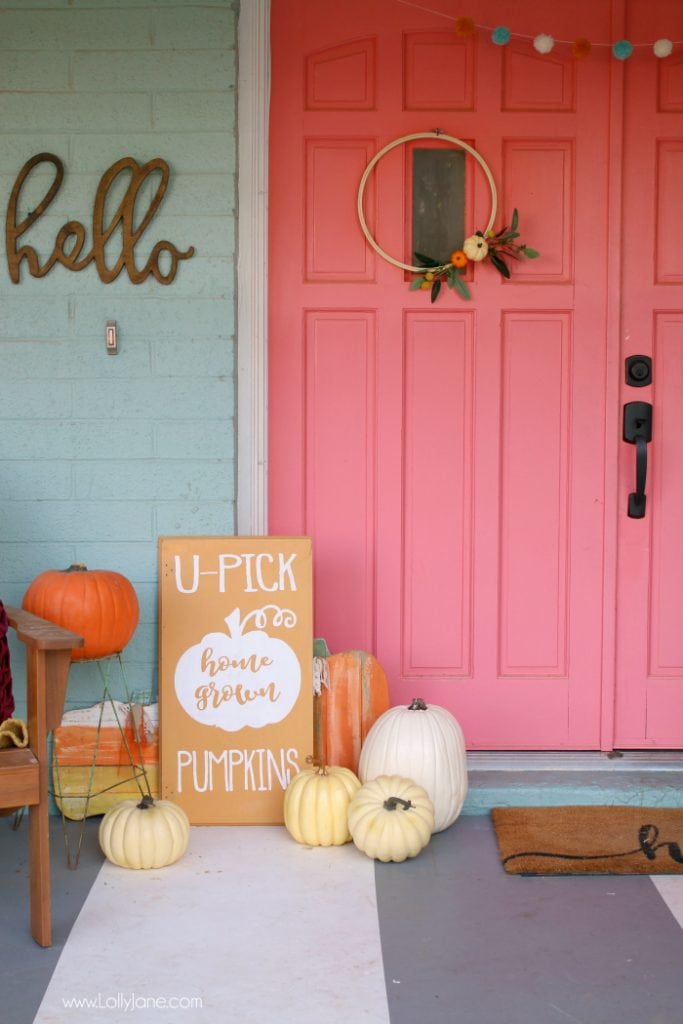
491, 806, 683, 875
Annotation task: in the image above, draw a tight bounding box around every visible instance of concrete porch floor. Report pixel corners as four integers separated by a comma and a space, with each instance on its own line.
2, 761, 683, 1024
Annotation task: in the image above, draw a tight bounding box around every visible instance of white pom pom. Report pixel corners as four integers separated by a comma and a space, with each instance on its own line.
533, 34, 554, 54
653, 38, 673, 58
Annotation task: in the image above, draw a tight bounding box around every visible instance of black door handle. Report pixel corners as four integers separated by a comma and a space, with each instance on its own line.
630, 434, 648, 518
623, 401, 653, 519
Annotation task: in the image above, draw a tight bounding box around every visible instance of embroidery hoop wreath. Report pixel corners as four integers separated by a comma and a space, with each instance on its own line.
357, 132, 539, 302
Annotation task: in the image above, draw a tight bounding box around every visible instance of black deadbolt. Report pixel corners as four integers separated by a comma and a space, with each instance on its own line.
625, 355, 652, 387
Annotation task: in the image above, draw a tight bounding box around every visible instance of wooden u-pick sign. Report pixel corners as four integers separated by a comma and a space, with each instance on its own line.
6, 152, 194, 284
159, 537, 313, 825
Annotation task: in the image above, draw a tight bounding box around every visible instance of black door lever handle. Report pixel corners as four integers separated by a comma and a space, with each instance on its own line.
629, 434, 647, 518
623, 401, 653, 520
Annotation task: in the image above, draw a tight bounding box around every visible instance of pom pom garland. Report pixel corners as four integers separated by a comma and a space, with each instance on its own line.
572, 37, 592, 58
533, 34, 554, 54
613, 39, 634, 60
436, 12, 679, 59
454, 16, 476, 38
654, 38, 673, 58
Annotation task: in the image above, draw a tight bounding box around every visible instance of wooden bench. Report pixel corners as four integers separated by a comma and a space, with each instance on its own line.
1, 606, 83, 946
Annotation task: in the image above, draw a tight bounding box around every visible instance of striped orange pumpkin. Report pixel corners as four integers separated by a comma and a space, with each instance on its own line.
22, 564, 139, 661
313, 643, 391, 773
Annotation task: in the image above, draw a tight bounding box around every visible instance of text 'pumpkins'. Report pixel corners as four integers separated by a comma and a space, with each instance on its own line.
359, 697, 468, 832
313, 641, 390, 774
23, 564, 139, 661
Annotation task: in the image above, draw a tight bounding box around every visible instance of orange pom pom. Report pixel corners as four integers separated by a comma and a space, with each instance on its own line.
572, 37, 592, 58
454, 16, 476, 38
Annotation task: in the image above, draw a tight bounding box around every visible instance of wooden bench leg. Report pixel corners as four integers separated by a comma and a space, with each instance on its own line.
28, 646, 52, 947
29, 802, 51, 947
5, 609, 82, 947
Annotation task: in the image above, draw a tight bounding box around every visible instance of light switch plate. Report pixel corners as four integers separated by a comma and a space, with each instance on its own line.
105, 320, 118, 354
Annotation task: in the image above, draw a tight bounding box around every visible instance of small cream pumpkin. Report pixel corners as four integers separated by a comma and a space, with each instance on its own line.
99, 794, 190, 869
284, 763, 361, 846
347, 775, 434, 862
462, 233, 489, 261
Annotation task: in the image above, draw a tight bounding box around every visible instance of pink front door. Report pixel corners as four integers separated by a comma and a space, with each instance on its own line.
268, 0, 683, 749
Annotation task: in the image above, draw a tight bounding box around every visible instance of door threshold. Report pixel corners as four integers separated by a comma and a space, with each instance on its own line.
467, 751, 683, 773
463, 751, 683, 814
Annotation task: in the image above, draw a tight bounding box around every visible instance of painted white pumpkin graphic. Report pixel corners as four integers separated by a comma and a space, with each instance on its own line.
174, 607, 301, 732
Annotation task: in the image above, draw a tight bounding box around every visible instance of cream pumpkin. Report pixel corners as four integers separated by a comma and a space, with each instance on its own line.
358, 697, 468, 832
347, 775, 434, 862
462, 233, 489, 261
99, 795, 190, 869
284, 763, 361, 846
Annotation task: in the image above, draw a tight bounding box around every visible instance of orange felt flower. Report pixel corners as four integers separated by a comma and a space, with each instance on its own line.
450, 249, 468, 268
572, 37, 592, 58
454, 16, 476, 38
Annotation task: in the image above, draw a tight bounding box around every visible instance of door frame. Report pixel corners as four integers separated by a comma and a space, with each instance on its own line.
236, 0, 270, 536
238, 0, 629, 752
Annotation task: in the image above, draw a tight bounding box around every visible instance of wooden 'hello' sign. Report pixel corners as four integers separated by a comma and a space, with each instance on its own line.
159, 537, 313, 825
6, 153, 195, 285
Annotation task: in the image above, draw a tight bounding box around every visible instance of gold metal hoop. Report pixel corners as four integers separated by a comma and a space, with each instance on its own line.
357, 132, 498, 274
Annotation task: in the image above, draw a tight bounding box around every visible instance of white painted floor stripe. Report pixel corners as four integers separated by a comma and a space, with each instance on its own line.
34, 827, 391, 1024
650, 875, 683, 931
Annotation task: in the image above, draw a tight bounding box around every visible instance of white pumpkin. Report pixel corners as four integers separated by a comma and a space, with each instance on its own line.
347, 775, 434, 862
358, 697, 468, 832
462, 233, 489, 261
99, 795, 190, 869
284, 763, 361, 846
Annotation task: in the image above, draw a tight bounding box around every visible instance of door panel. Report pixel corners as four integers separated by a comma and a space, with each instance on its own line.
304, 309, 377, 653
498, 313, 571, 677
402, 311, 474, 676
269, 0, 615, 748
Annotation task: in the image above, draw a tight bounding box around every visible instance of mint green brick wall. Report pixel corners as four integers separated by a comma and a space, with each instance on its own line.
0, 0, 239, 715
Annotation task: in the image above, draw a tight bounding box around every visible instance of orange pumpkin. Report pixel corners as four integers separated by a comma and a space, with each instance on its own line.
22, 564, 139, 661
313, 642, 391, 773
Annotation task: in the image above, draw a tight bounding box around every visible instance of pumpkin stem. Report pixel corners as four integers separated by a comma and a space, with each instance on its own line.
408, 697, 428, 711
383, 797, 414, 812
305, 755, 328, 776
65, 563, 88, 572
136, 794, 155, 810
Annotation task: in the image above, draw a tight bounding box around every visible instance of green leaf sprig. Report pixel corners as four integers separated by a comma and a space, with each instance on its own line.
484, 208, 540, 281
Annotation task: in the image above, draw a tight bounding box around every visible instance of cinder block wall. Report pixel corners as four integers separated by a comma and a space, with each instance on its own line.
0, 0, 238, 712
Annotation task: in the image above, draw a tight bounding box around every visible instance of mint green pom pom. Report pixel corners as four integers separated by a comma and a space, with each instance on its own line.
613, 39, 633, 60
491, 26, 511, 46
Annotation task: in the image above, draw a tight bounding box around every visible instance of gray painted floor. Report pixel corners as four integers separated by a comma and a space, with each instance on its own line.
0, 817, 103, 1024
376, 817, 683, 1024
2, 815, 683, 1024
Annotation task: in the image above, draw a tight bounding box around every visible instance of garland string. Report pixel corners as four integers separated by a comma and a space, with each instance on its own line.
393, 0, 682, 54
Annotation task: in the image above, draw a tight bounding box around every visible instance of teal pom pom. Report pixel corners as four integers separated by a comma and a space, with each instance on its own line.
491, 26, 511, 46
612, 39, 633, 60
